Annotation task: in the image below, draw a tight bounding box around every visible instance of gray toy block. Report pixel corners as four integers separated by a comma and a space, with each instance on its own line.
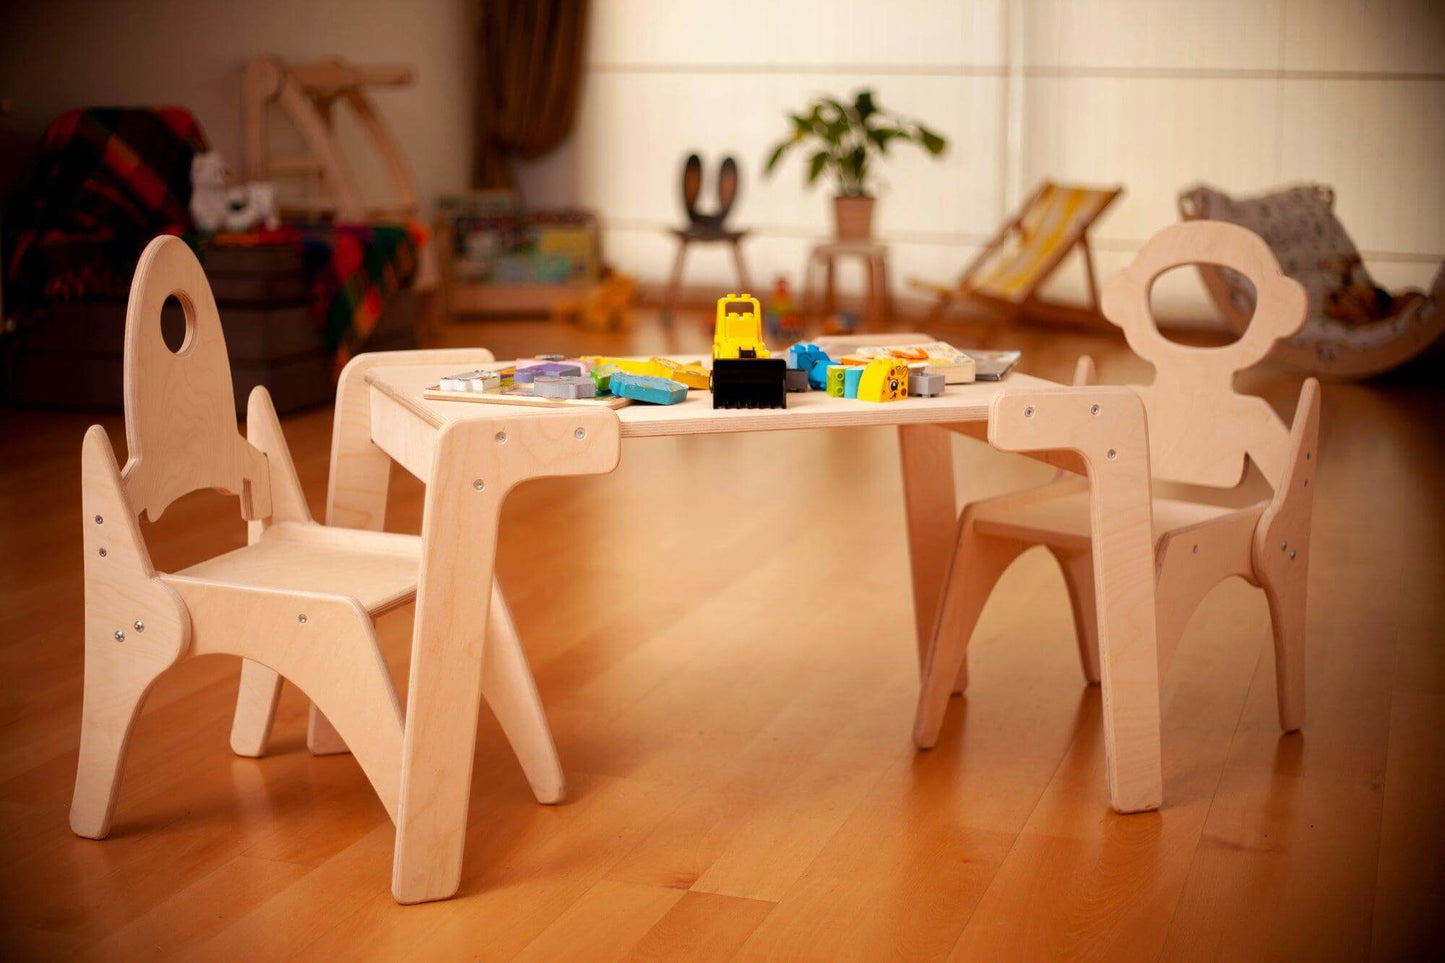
784, 368, 812, 392
533, 375, 598, 399
911, 370, 946, 397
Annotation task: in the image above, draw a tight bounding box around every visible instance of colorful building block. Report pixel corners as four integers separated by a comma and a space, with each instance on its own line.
826, 365, 847, 397
843, 366, 863, 398
580, 356, 657, 376
609, 372, 688, 405
590, 362, 620, 393
911, 369, 946, 397
439, 369, 501, 392
785, 368, 811, 392
857, 359, 910, 402
513, 362, 582, 384
650, 357, 711, 390
532, 375, 597, 400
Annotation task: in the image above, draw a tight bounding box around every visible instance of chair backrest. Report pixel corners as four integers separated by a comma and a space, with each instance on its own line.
121, 236, 272, 521
971, 182, 1121, 303
1100, 221, 1308, 490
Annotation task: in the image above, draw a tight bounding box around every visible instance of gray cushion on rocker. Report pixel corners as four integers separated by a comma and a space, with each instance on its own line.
1181, 183, 1440, 358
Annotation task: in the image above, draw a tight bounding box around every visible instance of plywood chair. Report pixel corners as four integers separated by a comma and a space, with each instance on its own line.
71, 235, 410, 838
226, 346, 567, 808
910, 181, 1122, 327
914, 221, 1320, 751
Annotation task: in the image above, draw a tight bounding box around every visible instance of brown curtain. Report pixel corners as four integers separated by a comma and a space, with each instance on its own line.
474, 0, 589, 189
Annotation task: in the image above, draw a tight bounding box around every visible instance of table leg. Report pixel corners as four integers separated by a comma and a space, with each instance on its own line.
393, 411, 621, 904
823, 255, 836, 318
897, 425, 958, 671
988, 388, 1163, 813
662, 238, 689, 324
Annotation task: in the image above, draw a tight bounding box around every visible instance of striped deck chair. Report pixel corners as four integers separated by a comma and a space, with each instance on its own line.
911, 181, 1122, 326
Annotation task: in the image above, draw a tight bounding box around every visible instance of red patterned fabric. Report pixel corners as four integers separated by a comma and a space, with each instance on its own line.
4, 107, 209, 314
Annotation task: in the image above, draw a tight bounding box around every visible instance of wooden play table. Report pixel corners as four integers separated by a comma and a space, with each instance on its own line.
328, 350, 1164, 903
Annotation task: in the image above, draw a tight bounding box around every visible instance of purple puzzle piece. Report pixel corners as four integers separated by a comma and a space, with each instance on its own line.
513, 362, 583, 384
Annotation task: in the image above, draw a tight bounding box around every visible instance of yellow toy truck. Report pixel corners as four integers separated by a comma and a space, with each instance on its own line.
712, 294, 771, 360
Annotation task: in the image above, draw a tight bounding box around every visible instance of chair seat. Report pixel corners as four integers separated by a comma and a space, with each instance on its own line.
671, 226, 748, 242
176, 521, 419, 615
971, 482, 1239, 553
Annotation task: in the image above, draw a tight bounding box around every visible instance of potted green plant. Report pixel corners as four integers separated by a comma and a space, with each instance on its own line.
764, 89, 947, 241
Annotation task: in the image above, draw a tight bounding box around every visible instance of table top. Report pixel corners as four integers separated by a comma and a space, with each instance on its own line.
366, 362, 1059, 440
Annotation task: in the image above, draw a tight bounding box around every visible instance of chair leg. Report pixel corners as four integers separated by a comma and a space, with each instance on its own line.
482, 583, 564, 804
914, 509, 1028, 748
308, 706, 349, 755
71, 654, 172, 839
662, 239, 689, 324
230, 661, 283, 756
1050, 547, 1101, 685
1261, 566, 1307, 732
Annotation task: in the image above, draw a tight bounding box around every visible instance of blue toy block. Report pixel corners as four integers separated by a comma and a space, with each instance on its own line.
609, 372, 688, 405
787, 342, 832, 371
807, 359, 832, 390
843, 366, 863, 399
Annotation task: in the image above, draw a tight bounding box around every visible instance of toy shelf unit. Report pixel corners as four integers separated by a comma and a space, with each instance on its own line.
436, 193, 603, 318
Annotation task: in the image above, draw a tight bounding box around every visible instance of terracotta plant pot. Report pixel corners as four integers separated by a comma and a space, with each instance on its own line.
832, 195, 875, 240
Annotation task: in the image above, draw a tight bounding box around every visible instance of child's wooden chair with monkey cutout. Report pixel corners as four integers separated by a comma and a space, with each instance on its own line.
913, 221, 1321, 754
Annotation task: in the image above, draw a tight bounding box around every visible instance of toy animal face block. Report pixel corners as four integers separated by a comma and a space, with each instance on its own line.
857, 359, 909, 402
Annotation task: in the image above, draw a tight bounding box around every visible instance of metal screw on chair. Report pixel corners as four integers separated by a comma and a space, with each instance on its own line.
575, 427, 587, 440
495, 431, 507, 444
1303, 479, 1309, 488
473, 479, 485, 490
1023, 406, 1034, 418
98, 547, 107, 557
297, 614, 308, 624
94, 515, 104, 525
1192, 544, 1199, 554
1280, 540, 1288, 551
113, 630, 125, 642
1289, 550, 1297, 560
134, 620, 145, 632
1090, 404, 1100, 416
1107, 449, 1117, 460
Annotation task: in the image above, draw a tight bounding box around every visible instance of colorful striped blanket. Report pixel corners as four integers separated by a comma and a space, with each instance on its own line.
191, 222, 427, 373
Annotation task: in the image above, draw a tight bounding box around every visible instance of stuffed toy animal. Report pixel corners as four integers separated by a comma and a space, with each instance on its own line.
189, 152, 281, 233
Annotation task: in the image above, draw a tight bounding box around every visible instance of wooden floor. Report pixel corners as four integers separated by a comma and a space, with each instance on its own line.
1, 308, 1442, 960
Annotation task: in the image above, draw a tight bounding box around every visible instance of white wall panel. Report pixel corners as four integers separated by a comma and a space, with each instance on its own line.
1024, 0, 1284, 71
1279, 80, 1445, 257
1282, 0, 1445, 75
589, 0, 1005, 68
1023, 77, 1282, 242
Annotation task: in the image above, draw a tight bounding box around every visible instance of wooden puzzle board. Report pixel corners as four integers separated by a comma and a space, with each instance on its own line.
423, 386, 632, 410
